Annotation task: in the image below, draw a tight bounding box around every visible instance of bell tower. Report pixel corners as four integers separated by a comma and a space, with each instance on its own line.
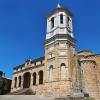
46, 4, 74, 40
44, 4, 76, 97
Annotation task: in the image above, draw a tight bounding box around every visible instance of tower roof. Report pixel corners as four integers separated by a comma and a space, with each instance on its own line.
47, 4, 73, 18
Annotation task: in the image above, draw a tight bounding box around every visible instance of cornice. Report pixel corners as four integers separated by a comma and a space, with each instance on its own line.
45, 34, 75, 46
13, 64, 45, 75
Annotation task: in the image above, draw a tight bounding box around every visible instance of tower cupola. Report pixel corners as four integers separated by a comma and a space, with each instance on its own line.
46, 4, 74, 41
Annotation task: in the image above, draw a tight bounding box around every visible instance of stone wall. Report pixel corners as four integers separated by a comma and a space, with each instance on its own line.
80, 60, 100, 100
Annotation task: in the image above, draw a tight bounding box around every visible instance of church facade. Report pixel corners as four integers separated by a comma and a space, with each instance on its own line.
11, 4, 100, 100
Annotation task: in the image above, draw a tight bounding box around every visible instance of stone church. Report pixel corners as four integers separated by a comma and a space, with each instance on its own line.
11, 4, 100, 100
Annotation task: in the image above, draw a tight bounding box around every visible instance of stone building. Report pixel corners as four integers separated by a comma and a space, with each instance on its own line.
11, 4, 100, 100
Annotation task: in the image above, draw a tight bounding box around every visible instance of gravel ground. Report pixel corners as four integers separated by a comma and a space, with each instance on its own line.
0, 95, 53, 100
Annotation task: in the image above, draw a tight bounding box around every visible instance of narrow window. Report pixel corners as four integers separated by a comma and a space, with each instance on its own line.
60, 63, 66, 80
41, 60, 43, 64
60, 14, 63, 24
49, 65, 53, 81
67, 16, 70, 22
34, 62, 36, 66
51, 17, 54, 29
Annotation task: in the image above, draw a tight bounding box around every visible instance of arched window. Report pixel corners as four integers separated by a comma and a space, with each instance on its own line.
18, 76, 21, 87
51, 17, 54, 29
60, 14, 63, 24
60, 63, 66, 80
39, 70, 43, 84
33, 72, 36, 85
14, 77, 17, 88
49, 65, 53, 81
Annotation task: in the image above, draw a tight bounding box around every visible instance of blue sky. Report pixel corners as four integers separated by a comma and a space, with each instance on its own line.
0, 0, 99, 78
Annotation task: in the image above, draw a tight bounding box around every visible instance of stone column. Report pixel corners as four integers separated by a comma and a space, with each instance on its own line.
30, 73, 33, 86
17, 77, 19, 88
36, 72, 39, 85
11, 77, 15, 92
21, 75, 23, 89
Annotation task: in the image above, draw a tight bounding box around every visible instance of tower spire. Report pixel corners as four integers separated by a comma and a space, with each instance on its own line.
57, 0, 61, 8
57, 3, 61, 8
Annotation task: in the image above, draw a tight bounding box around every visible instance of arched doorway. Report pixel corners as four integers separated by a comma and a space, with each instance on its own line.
33, 72, 36, 85
39, 70, 43, 84
23, 72, 31, 88
18, 76, 21, 87
14, 77, 17, 88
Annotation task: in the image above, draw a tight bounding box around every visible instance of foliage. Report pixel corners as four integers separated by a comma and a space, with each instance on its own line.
0, 78, 8, 94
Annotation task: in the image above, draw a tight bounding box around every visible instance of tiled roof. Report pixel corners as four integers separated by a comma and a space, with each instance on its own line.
78, 50, 93, 54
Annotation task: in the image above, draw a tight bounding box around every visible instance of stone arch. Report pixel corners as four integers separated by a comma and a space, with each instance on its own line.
39, 70, 43, 84
33, 72, 36, 85
14, 77, 17, 88
49, 65, 53, 81
60, 63, 66, 80
18, 76, 21, 87
23, 72, 31, 88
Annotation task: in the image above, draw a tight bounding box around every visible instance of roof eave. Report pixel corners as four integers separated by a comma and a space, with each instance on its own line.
46, 7, 73, 19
